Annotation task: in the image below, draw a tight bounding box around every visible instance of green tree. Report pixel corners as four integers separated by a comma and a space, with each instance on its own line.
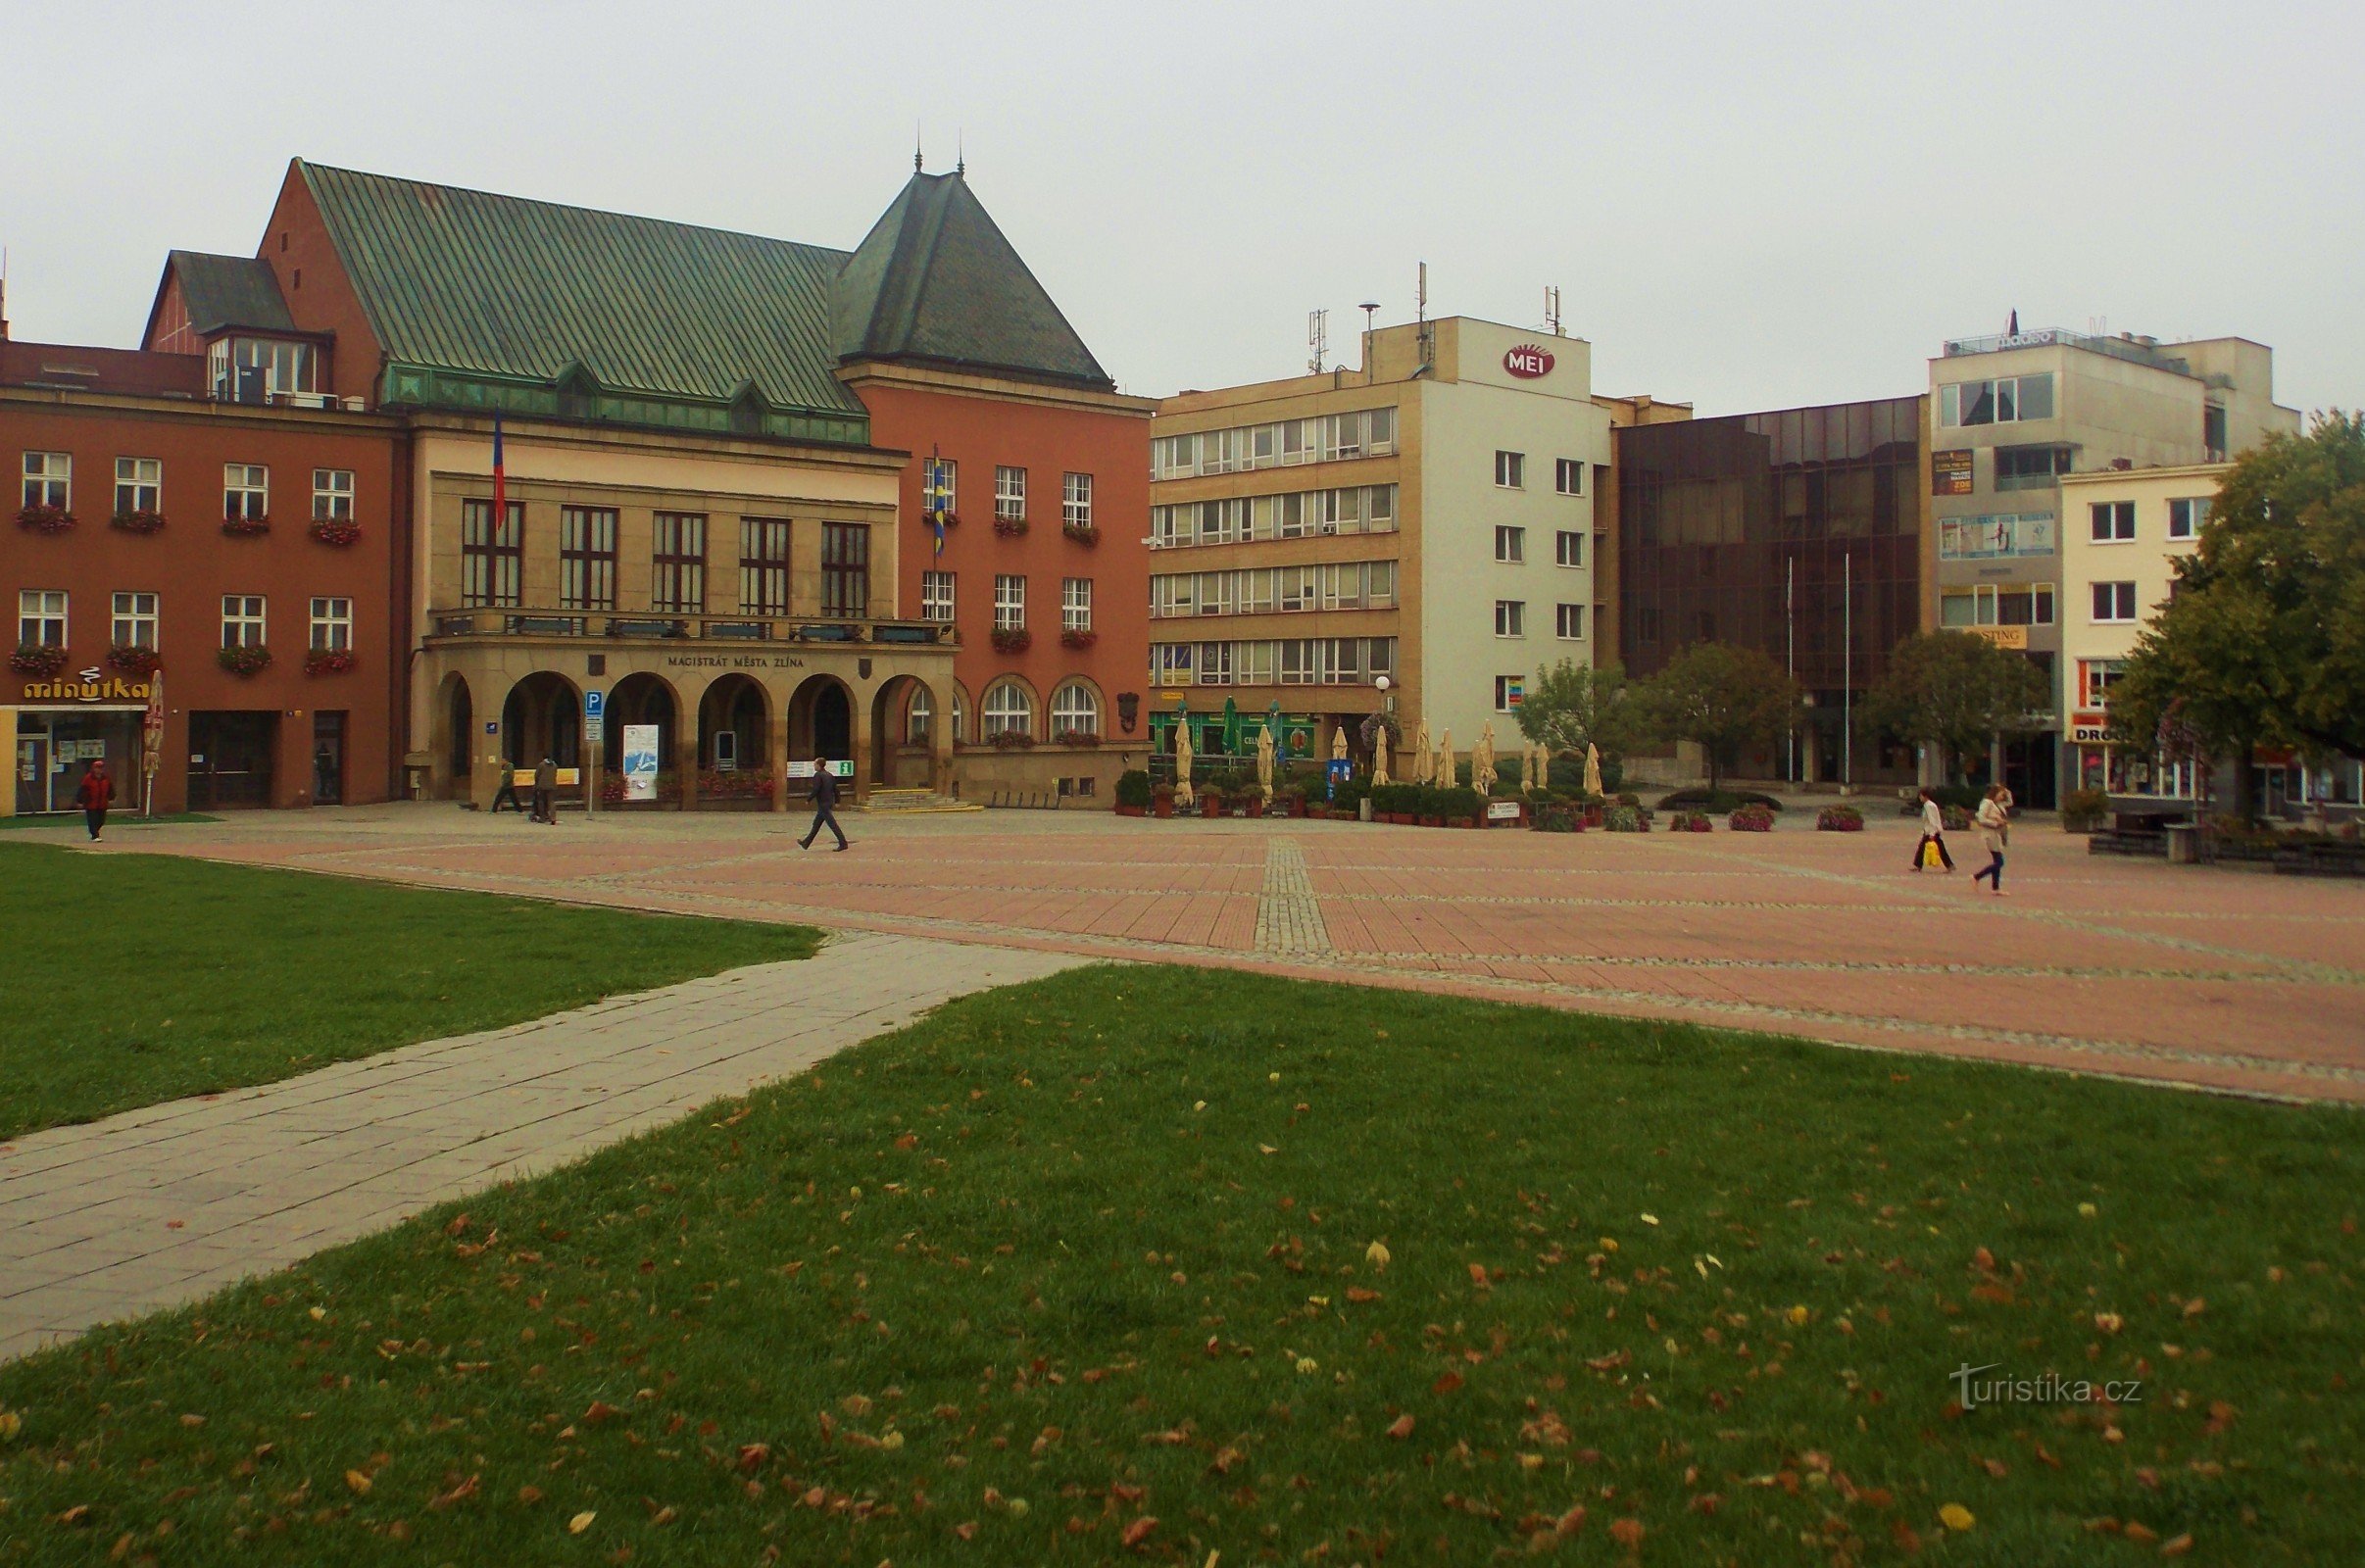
1514, 659, 1643, 764
2111, 414, 2365, 815
1634, 644, 1798, 793
1863, 631, 2049, 785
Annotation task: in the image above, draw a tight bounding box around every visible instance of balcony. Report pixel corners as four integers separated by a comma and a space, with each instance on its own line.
427, 610, 949, 646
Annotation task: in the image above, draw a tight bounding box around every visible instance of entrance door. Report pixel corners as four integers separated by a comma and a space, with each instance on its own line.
15, 734, 49, 814
188, 712, 278, 809
313, 711, 347, 805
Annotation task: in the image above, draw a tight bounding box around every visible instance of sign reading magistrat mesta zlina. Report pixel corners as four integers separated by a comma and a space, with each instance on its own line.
1503, 344, 1555, 378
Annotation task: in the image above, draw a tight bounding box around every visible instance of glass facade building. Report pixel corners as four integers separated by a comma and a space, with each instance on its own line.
1615, 396, 1926, 784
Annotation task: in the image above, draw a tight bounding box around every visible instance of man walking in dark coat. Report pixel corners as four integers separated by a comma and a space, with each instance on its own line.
801, 760, 849, 851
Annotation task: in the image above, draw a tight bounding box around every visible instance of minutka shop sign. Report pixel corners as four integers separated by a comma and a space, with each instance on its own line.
20, 671, 155, 704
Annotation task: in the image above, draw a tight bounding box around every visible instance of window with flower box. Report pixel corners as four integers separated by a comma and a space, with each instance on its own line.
113, 591, 159, 649
223, 465, 269, 522
116, 459, 162, 515
923, 458, 957, 514
313, 468, 355, 520
21, 452, 70, 510
20, 589, 67, 647
310, 596, 353, 651
462, 500, 524, 608
1050, 680, 1100, 737
994, 574, 1026, 630
221, 595, 267, 648
1062, 472, 1093, 529
982, 679, 1033, 739
1061, 577, 1092, 632
995, 466, 1025, 520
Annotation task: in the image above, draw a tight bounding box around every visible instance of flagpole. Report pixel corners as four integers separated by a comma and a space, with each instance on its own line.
1843, 552, 1853, 790
1785, 557, 1795, 783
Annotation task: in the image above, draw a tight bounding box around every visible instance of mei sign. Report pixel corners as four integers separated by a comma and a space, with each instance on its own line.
1503, 343, 1555, 379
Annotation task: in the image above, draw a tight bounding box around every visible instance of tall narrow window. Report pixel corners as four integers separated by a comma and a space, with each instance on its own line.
112, 591, 159, 649
223, 464, 270, 522
19, 589, 68, 647
652, 513, 707, 613
2166, 497, 2210, 540
821, 520, 869, 617
461, 499, 524, 609
995, 466, 1026, 521
116, 458, 162, 516
1062, 576, 1093, 631
311, 468, 355, 520
994, 573, 1027, 630
1555, 603, 1586, 640
981, 679, 1033, 739
1495, 600, 1526, 637
739, 517, 791, 615
1062, 472, 1094, 529
922, 458, 957, 514
559, 506, 618, 611
221, 594, 267, 648
921, 569, 956, 622
21, 452, 71, 511
309, 596, 353, 651
1050, 680, 1100, 738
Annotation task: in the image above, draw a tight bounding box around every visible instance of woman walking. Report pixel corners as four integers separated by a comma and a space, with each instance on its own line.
1910, 787, 1954, 873
1972, 783, 2010, 894
75, 758, 115, 843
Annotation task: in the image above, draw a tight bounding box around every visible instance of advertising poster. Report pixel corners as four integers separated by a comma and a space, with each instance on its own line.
620, 723, 661, 803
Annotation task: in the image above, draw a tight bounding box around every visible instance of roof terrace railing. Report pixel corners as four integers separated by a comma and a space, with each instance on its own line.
1942, 329, 2190, 375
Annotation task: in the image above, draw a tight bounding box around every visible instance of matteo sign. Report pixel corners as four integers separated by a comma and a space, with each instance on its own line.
1503, 344, 1555, 379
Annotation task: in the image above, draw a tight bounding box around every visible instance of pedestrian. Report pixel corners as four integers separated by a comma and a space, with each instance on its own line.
490, 763, 524, 814
1911, 787, 1955, 873
532, 756, 558, 824
1972, 783, 2010, 894
75, 758, 115, 843
800, 759, 849, 851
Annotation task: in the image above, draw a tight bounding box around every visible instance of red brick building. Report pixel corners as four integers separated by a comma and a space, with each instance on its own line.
4, 331, 402, 814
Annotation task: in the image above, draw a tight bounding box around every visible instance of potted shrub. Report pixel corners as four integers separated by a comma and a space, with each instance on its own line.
218, 644, 273, 676
1236, 784, 1267, 817
222, 514, 271, 537
15, 504, 75, 534
107, 644, 163, 677
1059, 628, 1098, 651
2061, 788, 2108, 834
1200, 783, 1225, 818
304, 648, 360, 675
1152, 780, 1175, 818
309, 518, 364, 547
1669, 809, 1713, 833
1438, 785, 1485, 826
1279, 786, 1306, 818
1815, 805, 1865, 832
1729, 804, 1775, 832
990, 626, 1032, 655
111, 509, 168, 535
10, 643, 68, 677
1115, 769, 1153, 817
1605, 804, 1650, 832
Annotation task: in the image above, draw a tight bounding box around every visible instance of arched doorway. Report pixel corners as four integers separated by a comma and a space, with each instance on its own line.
440, 673, 472, 799
697, 674, 771, 803
871, 675, 937, 789
788, 675, 855, 769
502, 671, 581, 770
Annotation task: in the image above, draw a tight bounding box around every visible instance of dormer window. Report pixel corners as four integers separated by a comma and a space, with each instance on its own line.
208, 337, 318, 404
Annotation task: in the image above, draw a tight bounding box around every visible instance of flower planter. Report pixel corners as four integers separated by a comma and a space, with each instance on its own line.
1153, 797, 1174, 818
304, 649, 360, 676
217, 645, 273, 677
1059, 629, 1098, 651
1202, 799, 1223, 818
1052, 730, 1101, 747
221, 516, 272, 537
1419, 814, 1442, 828
1061, 523, 1100, 546
107, 645, 163, 677
990, 628, 1032, 655
986, 730, 1036, 750
111, 511, 167, 535
1114, 803, 1145, 817
992, 517, 1029, 538
309, 519, 364, 547
15, 505, 75, 534
10, 644, 69, 677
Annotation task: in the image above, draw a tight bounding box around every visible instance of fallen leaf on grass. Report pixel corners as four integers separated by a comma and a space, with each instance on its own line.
1387, 1415, 1415, 1440
1609, 1516, 1645, 1546
343, 1470, 371, 1494
1939, 1502, 1975, 1532
1365, 1242, 1391, 1270
1121, 1515, 1158, 1547
567, 1511, 596, 1535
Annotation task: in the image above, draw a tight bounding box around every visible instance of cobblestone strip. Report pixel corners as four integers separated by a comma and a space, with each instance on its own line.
1254, 837, 1334, 956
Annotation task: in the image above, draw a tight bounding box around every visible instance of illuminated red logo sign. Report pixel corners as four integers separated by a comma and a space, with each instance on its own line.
1503, 344, 1554, 378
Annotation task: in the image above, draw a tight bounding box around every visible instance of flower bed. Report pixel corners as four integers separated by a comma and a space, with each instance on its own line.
304, 649, 360, 676
1061, 522, 1100, 546
1604, 805, 1651, 833
10, 643, 69, 677
15, 505, 75, 534
309, 518, 364, 547
992, 516, 1029, 538
1816, 805, 1864, 832
110, 510, 167, 535
696, 768, 775, 803
990, 627, 1032, 655
1668, 810, 1713, 833
1729, 804, 1776, 832
107, 644, 163, 677
217, 645, 273, 676
221, 515, 272, 537
1059, 628, 1098, 651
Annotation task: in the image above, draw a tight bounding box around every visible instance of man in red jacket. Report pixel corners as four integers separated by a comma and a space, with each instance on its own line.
75, 759, 115, 842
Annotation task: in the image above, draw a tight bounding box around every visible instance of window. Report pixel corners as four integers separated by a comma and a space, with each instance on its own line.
19, 589, 67, 647
223, 464, 269, 522
2092, 581, 2138, 622
461, 499, 524, 608
994, 466, 1026, 521
309, 596, 353, 652
952, 686, 969, 745
1062, 577, 1093, 632
1637, 605, 1660, 644
2203, 404, 2228, 461
559, 506, 618, 611
1938, 513, 2057, 560
994, 574, 1027, 630
981, 679, 1033, 739
112, 591, 159, 649
221, 594, 267, 648
1554, 458, 1584, 496
2082, 659, 2128, 709
1494, 675, 1522, 712
1554, 529, 1585, 567
116, 458, 162, 516
2090, 501, 2136, 542
312, 468, 355, 520
922, 457, 957, 515
1494, 450, 1525, 489
1494, 525, 1525, 563
1994, 444, 2073, 491
1939, 371, 2054, 427
2167, 497, 2211, 540
652, 513, 707, 613
821, 521, 869, 617
739, 516, 791, 615
921, 569, 956, 622
1050, 680, 1100, 738
905, 685, 933, 746
1495, 600, 1525, 637
1062, 472, 1094, 529
1555, 603, 1586, 640
1367, 560, 1397, 608
21, 451, 70, 510
207, 337, 317, 401
1942, 584, 2053, 627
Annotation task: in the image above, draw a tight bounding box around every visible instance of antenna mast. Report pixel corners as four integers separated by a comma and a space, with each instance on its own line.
1415, 263, 1435, 371
1545, 285, 1561, 337
1306, 309, 1328, 375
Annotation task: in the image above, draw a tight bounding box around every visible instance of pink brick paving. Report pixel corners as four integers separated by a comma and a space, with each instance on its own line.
43, 801, 2365, 1104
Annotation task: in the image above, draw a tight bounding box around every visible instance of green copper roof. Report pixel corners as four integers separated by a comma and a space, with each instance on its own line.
168, 251, 295, 334
299, 161, 866, 422
833, 172, 1112, 390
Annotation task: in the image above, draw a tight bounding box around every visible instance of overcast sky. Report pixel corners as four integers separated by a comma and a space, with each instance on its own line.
8, 2, 2358, 416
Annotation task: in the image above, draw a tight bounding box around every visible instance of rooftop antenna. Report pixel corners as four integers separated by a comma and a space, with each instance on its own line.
1358, 301, 1379, 368
0, 247, 9, 342
1415, 263, 1435, 371
956, 130, 964, 176
1544, 285, 1561, 337
1307, 308, 1328, 375
914, 123, 923, 172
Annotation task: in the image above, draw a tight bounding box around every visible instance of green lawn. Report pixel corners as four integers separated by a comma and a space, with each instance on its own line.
3, 968, 2357, 1565
0, 811, 221, 830
0, 843, 819, 1140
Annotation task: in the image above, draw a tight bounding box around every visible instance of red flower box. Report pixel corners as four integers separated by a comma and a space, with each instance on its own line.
990, 627, 1032, 655
110, 510, 168, 535
10, 643, 68, 677
986, 729, 1037, 749
16, 505, 75, 534
108, 645, 163, 676
1061, 522, 1100, 546
218, 645, 273, 676
1059, 628, 1098, 651
304, 649, 360, 676
992, 516, 1029, 538
309, 518, 364, 547
222, 515, 272, 537
1052, 729, 1101, 747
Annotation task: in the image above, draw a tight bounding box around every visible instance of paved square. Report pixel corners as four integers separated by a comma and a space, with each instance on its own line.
54, 800, 2365, 1103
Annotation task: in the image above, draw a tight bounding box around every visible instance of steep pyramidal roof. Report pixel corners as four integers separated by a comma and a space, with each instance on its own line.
832, 172, 1112, 390
164, 251, 296, 335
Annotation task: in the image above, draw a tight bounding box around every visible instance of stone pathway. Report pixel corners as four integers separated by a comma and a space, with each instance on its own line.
0, 931, 1085, 1362
1254, 837, 1333, 956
